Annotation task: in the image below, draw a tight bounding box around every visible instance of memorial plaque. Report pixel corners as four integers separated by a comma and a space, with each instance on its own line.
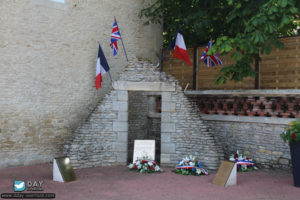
53, 157, 76, 182
213, 160, 237, 187
133, 140, 155, 161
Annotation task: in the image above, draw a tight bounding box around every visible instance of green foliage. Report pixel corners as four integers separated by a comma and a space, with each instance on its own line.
174, 169, 194, 175
239, 166, 256, 172
281, 120, 300, 143
173, 168, 208, 176
140, 0, 300, 84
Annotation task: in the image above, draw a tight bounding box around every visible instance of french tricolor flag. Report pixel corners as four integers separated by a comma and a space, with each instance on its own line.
95, 45, 110, 90
172, 30, 192, 66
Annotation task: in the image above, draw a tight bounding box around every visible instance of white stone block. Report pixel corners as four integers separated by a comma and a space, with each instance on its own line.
161, 143, 175, 154
161, 133, 171, 142
117, 152, 127, 163
161, 123, 175, 132
162, 102, 176, 112
117, 91, 128, 101
113, 142, 127, 152
162, 92, 172, 102
225, 163, 237, 187
133, 140, 155, 161
53, 159, 64, 182
117, 111, 128, 122
160, 154, 171, 164
161, 112, 171, 122
112, 101, 128, 112
113, 81, 175, 92
113, 122, 128, 132
117, 132, 128, 142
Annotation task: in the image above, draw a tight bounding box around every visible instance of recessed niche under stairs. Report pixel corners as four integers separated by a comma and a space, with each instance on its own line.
127, 92, 161, 164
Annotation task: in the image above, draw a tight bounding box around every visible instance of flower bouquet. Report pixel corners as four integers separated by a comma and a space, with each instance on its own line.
229, 151, 257, 172
128, 158, 163, 173
281, 120, 300, 187
280, 120, 300, 143
174, 155, 208, 176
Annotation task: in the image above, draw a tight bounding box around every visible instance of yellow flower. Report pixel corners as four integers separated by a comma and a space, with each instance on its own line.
289, 123, 294, 126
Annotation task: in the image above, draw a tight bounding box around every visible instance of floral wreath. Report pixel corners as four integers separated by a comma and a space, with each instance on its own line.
128, 158, 163, 173
229, 151, 258, 172
174, 155, 208, 176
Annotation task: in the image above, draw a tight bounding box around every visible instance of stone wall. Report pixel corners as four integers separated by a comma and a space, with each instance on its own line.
64, 90, 120, 168
186, 91, 298, 169
147, 115, 161, 163
202, 115, 293, 169
66, 59, 224, 170
0, 0, 162, 169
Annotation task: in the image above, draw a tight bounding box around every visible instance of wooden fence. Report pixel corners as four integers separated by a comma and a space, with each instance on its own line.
162, 36, 300, 90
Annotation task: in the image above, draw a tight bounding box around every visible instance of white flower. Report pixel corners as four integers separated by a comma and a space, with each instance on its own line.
137, 164, 142, 169
229, 157, 235, 161
148, 162, 153, 166
190, 162, 195, 166
155, 165, 160, 171
196, 169, 201, 175
241, 165, 247, 171
128, 163, 134, 169
189, 155, 196, 162
136, 161, 140, 165
238, 152, 243, 160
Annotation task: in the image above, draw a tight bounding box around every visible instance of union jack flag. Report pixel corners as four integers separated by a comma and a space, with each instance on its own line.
110, 19, 121, 56
201, 40, 223, 68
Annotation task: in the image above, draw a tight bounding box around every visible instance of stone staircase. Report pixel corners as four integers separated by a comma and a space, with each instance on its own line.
64, 58, 224, 170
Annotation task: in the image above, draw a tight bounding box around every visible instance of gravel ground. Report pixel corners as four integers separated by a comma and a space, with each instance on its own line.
0, 163, 299, 200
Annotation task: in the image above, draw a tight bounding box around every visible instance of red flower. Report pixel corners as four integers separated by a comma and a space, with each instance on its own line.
154, 162, 158, 165
234, 153, 238, 158
246, 157, 249, 160
292, 132, 296, 139
187, 161, 190, 164
150, 166, 154, 171
235, 158, 238, 161
133, 165, 137, 169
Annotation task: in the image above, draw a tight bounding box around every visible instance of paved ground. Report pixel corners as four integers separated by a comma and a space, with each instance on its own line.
0, 163, 300, 200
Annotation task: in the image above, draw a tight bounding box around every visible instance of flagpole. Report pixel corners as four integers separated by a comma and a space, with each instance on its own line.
184, 62, 199, 93
107, 71, 113, 84
114, 16, 129, 62
184, 39, 223, 92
